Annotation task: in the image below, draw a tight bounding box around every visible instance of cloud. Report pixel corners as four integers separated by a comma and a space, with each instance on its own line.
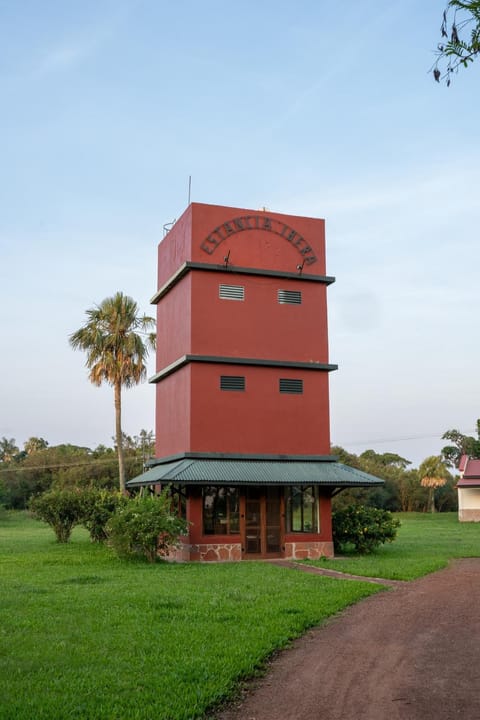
37, 41, 94, 75
333, 291, 383, 333
265, 2, 408, 132
34, 3, 134, 77
304, 159, 478, 217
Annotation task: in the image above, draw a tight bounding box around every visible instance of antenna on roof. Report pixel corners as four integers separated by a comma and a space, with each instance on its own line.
188, 175, 192, 205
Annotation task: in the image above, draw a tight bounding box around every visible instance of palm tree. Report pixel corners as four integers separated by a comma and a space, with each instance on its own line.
24, 437, 49, 454
419, 455, 449, 513
0, 437, 19, 463
69, 292, 156, 493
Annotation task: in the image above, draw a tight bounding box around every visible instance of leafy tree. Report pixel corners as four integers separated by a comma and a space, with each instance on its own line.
1, 434, 153, 509
397, 469, 427, 512
0, 437, 19, 463
93, 443, 115, 456
0, 477, 6, 509
51, 459, 119, 492
113, 431, 137, 455
17, 444, 95, 506
78, 488, 125, 542
359, 450, 411, 470
331, 446, 457, 513
69, 292, 156, 493
332, 447, 413, 512
331, 445, 361, 469
2, 468, 48, 510
0, 443, 75, 508
30, 489, 84, 542
135, 429, 155, 469
435, 477, 459, 512
419, 455, 450, 513
433, 1, 480, 84
441, 420, 480, 467
106, 492, 187, 562
24, 437, 49, 454
332, 505, 400, 554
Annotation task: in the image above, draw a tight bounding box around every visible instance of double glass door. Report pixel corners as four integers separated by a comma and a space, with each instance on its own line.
244, 487, 282, 557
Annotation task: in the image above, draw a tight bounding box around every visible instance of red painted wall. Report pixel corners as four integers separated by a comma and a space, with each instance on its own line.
190, 363, 330, 455
189, 203, 326, 275
187, 488, 204, 546
155, 365, 191, 458
190, 271, 329, 363
157, 209, 193, 289
153, 203, 332, 459
156, 274, 192, 371
157, 203, 326, 282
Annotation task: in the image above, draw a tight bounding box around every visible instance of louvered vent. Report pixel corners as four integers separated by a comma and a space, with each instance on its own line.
220, 375, 246, 391
278, 289, 302, 305
279, 378, 303, 394
219, 284, 245, 301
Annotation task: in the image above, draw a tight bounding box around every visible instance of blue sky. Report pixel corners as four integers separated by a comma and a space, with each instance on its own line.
1, 1, 478, 467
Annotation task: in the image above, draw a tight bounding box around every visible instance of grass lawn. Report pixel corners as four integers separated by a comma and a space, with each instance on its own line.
1, 512, 379, 720
307, 512, 480, 580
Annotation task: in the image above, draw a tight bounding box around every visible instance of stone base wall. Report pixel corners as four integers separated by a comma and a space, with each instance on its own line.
166, 542, 242, 562
166, 540, 334, 561
284, 541, 334, 560
458, 509, 480, 522
165, 544, 193, 562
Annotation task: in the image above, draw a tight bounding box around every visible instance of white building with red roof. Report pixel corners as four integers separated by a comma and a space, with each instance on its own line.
457, 455, 480, 521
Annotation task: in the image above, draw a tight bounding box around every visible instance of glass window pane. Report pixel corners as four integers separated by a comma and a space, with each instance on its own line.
302, 487, 317, 532
266, 488, 281, 553
228, 488, 240, 533
291, 486, 303, 531
203, 487, 217, 534
203, 487, 239, 535
286, 486, 319, 533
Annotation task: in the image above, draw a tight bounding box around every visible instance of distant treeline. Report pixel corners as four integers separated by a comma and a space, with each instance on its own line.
2, 421, 477, 512
0, 432, 154, 509
331, 447, 457, 513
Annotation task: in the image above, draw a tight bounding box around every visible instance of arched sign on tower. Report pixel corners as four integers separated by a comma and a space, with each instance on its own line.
200, 214, 318, 266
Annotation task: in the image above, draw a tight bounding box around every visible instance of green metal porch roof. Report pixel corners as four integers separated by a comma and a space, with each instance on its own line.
126, 456, 383, 489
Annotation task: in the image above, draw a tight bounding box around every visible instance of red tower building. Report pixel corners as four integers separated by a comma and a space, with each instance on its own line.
128, 203, 381, 560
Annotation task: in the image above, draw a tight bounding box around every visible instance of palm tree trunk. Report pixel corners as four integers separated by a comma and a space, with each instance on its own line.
114, 381, 126, 493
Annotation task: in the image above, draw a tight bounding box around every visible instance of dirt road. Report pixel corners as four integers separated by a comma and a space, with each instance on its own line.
214, 559, 480, 720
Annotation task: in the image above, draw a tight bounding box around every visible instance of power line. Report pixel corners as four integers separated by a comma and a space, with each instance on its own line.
1, 430, 476, 473
0, 456, 142, 474
333, 429, 479, 447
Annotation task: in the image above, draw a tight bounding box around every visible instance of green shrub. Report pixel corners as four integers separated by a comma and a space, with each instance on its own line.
106, 492, 188, 562
79, 488, 125, 542
30, 489, 84, 542
332, 505, 400, 554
